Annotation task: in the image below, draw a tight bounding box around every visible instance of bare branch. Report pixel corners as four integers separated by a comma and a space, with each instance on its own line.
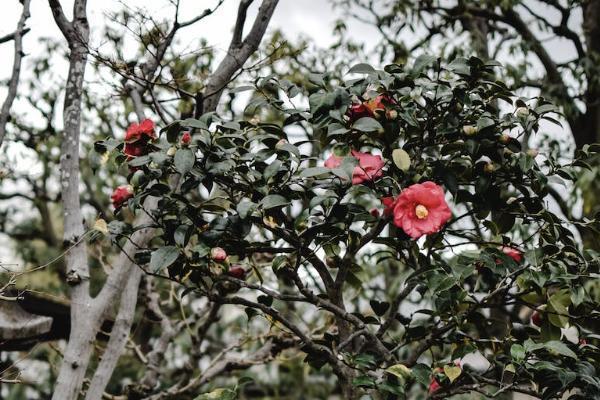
231, 0, 254, 47
0, 0, 31, 148
202, 0, 279, 113
84, 269, 143, 400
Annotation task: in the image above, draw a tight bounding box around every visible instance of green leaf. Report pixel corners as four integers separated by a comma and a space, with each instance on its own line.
150, 246, 180, 273
543, 341, 577, 359
392, 148, 410, 171
510, 344, 525, 361
174, 148, 195, 174
547, 289, 571, 328
413, 54, 437, 73
411, 364, 431, 386
348, 63, 375, 74
300, 167, 332, 178
477, 116, 495, 130
386, 364, 412, 380
352, 117, 383, 132
264, 160, 282, 181
260, 194, 289, 209
236, 198, 257, 219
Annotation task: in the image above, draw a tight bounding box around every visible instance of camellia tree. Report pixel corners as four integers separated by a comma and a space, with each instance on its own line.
94, 56, 600, 399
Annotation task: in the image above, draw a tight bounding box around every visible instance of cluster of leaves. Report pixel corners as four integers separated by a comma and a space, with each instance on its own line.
96, 56, 600, 398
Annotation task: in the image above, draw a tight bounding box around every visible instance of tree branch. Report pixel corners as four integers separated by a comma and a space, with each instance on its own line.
0, 0, 31, 148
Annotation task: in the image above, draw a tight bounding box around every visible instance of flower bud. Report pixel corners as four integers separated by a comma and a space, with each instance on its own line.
462, 125, 478, 136
228, 266, 246, 280
516, 106, 529, 118
483, 162, 495, 173
167, 146, 177, 157
385, 109, 398, 120
211, 247, 227, 262
275, 138, 288, 149
526, 148, 539, 158
181, 132, 192, 145
499, 133, 510, 144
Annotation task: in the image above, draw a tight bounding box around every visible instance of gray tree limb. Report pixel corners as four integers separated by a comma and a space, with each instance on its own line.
49, 0, 91, 399
202, 0, 279, 113
0, 0, 31, 149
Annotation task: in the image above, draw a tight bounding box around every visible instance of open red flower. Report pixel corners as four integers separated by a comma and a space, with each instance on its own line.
346, 94, 395, 122
324, 150, 385, 185
111, 185, 134, 209
392, 181, 451, 239
124, 119, 156, 159
501, 246, 522, 263
347, 103, 372, 121
125, 119, 156, 143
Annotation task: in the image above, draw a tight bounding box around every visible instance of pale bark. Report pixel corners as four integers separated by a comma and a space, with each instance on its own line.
0, 0, 31, 148
49, 0, 91, 398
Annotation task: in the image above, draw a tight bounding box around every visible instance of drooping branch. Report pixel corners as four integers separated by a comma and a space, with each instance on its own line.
0, 0, 32, 148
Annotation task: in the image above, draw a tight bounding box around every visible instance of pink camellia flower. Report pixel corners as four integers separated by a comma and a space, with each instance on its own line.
324, 153, 343, 169
181, 131, 192, 145
324, 151, 385, 185
392, 181, 451, 239
111, 185, 134, 209
346, 94, 395, 122
351, 150, 384, 184
211, 247, 227, 262
501, 246, 523, 263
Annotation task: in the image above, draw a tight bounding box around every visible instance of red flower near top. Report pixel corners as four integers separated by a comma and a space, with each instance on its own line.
111, 185, 134, 209
124, 119, 156, 159
125, 119, 156, 143
391, 181, 451, 239
324, 150, 385, 185
347, 103, 372, 121
346, 94, 394, 122
501, 246, 523, 263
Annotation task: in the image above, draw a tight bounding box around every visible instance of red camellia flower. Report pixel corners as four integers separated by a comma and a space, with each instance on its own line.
125, 119, 156, 143
391, 181, 451, 239
181, 131, 192, 145
501, 246, 523, 263
211, 247, 227, 262
124, 119, 156, 158
324, 150, 385, 185
111, 185, 134, 209
346, 94, 395, 122
428, 377, 441, 394
347, 103, 372, 121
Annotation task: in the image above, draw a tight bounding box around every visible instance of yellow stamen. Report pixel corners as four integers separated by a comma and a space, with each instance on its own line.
415, 204, 428, 219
